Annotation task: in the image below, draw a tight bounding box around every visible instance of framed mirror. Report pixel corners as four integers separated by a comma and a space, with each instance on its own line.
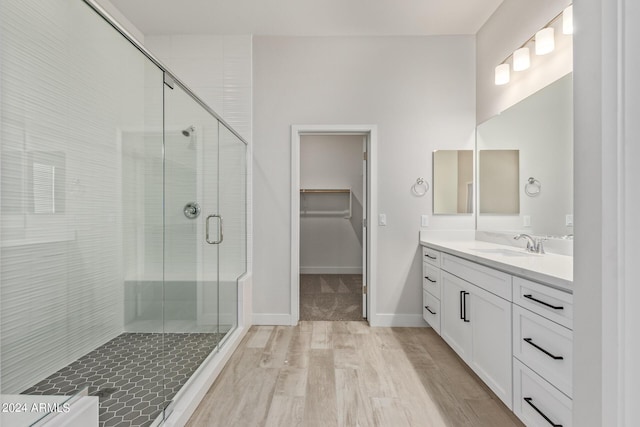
432, 149, 473, 215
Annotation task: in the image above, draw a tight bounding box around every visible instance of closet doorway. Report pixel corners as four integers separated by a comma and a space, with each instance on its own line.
290, 125, 378, 325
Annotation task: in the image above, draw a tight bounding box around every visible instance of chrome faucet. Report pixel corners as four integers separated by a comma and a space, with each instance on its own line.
514, 233, 545, 254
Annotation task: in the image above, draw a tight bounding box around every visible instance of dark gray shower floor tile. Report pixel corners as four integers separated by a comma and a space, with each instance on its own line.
22, 332, 225, 427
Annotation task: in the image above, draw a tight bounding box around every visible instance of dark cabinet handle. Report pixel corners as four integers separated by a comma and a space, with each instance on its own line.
523, 294, 564, 310
523, 397, 563, 427
523, 338, 564, 360
460, 290, 465, 320
425, 253, 437, 260
425, 276, 437, 283
425, 306, 436, 315
463, 292, 470, 322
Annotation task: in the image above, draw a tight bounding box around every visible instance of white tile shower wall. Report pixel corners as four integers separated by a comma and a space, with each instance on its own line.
253, 36, 476, 325
144, 34, 253, 275
0, 0, 158, 393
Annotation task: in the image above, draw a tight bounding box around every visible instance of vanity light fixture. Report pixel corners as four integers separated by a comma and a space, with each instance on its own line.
535, 27, 555, 55
513, 47, 531, 71
563, 5, 573, 35
495, 63, 510, 85
493, 4, 571, 86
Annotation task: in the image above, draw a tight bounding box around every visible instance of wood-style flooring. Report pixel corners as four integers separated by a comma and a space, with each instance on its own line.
186, 321, 524, 427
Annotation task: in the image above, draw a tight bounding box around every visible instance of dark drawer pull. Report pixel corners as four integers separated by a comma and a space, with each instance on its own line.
425, 306, 436, 315
463, 291, 470, 322
460, 290, 465, 320
523, 338, 564, 360
425, 253, 437, 260
523, 294, 564, 310
523, 397, 563, 427
425, 276, 437, 283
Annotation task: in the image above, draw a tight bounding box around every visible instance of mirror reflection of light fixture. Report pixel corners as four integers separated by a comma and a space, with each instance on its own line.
493, 4, 571, 86
495, 63, 510, 85
563, 5, 573, 35
535, 27, 555, 55
513, 47, 531, 71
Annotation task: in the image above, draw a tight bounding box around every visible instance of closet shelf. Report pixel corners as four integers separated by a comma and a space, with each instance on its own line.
300, 189, 350, 193
300, 188, 352, 219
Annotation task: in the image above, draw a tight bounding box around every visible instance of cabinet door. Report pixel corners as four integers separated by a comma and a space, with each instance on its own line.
441, 271, 472, 362
469, 285, 513, 409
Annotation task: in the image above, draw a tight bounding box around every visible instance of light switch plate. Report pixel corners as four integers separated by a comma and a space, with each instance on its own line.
523, 215, 531, 227
378, 214, 387, 226
421, 215, 429, 227
566, 214, 574, 226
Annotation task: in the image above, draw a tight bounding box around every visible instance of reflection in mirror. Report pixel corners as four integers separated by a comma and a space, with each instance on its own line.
479, 150, 519, 214
28, 151, 66, 214
433, 150, 473, 214
476, 73, 573, 236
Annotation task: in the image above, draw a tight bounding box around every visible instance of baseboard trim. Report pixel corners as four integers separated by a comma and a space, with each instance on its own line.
252, 313, 292, 326
370, 314, 428, 327
300, 267, 363, 274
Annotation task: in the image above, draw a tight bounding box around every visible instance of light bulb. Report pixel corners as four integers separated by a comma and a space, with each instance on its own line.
535, 27, 555, 55
563, 5, 573, 35
495, 64, 510, 85
513, 47, 530, 71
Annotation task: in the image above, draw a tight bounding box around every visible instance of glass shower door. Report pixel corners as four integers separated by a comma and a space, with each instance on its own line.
162, 77, 220, 412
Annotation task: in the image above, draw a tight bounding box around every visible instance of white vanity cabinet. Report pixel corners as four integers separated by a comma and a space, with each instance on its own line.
422, 247, 442, 334
439, 255, 513, 409
421, 242, 574, 425
512, 277, 574, 427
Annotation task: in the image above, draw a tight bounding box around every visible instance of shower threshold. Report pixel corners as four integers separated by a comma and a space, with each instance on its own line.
22, 332, 225, 426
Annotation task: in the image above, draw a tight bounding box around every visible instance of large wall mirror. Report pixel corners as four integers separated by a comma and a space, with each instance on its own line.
476, 73, 573, 236
433, 150, 473, 215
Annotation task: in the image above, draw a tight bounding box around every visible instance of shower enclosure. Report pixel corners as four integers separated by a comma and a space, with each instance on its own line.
0, 0, 247, 425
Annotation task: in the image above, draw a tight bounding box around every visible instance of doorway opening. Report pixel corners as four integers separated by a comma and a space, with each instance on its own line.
291, 125, 377, 325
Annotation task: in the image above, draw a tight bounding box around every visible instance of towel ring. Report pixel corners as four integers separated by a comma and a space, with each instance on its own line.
412, 177, 429, 196
524, 177, 541, 197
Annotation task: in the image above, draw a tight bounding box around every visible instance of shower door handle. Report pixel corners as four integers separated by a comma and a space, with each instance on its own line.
206, 214, 223, 244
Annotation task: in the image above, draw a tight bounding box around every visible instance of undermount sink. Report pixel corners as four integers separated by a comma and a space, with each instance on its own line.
470, 247, 541, 257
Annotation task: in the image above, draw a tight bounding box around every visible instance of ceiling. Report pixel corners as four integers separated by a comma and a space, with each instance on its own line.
107, 0, 504, 36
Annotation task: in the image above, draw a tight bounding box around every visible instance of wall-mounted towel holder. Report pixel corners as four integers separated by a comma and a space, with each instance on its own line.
524, 177, 541, 197
412, 178, 429, 196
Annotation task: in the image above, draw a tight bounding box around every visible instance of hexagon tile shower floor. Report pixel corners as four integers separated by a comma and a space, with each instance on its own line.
22, 332, 224, 426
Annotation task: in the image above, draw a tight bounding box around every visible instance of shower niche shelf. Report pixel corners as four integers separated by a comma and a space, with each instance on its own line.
300, 189, 352, 218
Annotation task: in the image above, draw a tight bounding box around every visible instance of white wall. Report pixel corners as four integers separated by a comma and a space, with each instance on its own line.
573, 0, 640, 425
94, 0, 145, 43
299, 135, 363, 274
476, 0, 572, 124
253, 36, 476, 325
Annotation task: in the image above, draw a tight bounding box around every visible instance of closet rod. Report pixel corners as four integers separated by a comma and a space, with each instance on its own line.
300, 189, 350, 193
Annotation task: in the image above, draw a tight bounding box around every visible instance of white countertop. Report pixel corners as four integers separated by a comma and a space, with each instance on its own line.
419, 233, 573, 292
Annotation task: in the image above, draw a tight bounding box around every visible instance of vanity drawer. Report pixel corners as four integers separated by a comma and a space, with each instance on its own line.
513, 358, 572, 427
423, 263, 441, 298
441, 253, 512, 301
513, 305, 573, 397
423, 290, 441, 335
513, 277, 573, 329
422, 246, 441, 267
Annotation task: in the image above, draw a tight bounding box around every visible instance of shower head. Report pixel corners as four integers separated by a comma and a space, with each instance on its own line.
182, 125, 195, 137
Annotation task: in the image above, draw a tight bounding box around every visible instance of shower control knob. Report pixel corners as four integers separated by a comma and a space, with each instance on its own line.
184, 202, 201, 219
